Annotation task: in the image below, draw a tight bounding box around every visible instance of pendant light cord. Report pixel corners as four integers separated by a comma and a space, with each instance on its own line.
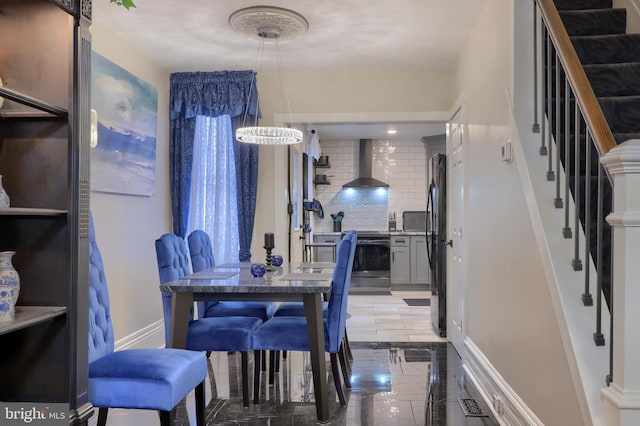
275, 38, 295, 129
241, 37, 265, 129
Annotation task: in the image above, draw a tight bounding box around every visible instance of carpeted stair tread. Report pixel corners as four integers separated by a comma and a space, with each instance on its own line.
583, 62, 640, 97
559, 9, 626, 37
613, 132, 640, 144
571, 34, 640, 64
597, 95, 640, 133
544, 62, 640, 98
554, 0, 612, 11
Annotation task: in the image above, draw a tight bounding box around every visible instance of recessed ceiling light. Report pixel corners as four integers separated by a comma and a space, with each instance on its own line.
387, 129, 398, 135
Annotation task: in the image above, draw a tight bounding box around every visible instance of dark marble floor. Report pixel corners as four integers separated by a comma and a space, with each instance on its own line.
101, 341, 498, 425
176, 342, 497, 425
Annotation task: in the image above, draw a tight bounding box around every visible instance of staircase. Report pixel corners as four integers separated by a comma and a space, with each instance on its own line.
555, 0, 640, 145
544, 0, 640, 313
530, 2, 640, 422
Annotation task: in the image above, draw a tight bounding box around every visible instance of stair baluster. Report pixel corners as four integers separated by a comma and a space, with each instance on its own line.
572, 104, 583, 271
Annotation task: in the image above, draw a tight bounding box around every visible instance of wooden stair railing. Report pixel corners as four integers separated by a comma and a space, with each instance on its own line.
534, 0, 617, 385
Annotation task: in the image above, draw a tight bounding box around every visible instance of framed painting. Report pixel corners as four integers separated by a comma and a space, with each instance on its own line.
90, 52, 158, 196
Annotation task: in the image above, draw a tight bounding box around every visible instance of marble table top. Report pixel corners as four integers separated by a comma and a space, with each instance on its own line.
160, 262, 332, 294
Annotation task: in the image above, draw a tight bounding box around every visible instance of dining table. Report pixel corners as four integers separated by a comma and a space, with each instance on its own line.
160, 261, 336, 424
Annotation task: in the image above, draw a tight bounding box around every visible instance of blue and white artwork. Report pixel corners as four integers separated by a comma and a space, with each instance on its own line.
91, 52, 157, 196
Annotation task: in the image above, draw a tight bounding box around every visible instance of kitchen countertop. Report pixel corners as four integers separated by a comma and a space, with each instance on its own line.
314, 231, 426, 236
390, 231, 427, 236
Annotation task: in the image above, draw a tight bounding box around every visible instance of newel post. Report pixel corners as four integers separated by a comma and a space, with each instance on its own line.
600, 140, 640, 425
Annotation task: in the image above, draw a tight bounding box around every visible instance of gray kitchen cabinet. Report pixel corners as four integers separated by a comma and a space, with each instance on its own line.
313, 234, 340, 262
410, 236, 429, 284
390, 236, 411, 284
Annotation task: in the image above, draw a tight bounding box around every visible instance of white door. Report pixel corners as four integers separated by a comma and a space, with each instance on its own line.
447, 107, 465, 356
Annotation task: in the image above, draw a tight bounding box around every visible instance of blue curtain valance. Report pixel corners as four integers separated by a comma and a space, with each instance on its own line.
169, 70, 260, 262
169, 71, 260, 121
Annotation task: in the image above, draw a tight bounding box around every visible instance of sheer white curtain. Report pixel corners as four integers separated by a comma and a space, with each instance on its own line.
188, 114, 239, 264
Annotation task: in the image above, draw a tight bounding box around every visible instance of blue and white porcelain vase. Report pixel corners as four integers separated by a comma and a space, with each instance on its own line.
0, 175, 9, 208
0, 251, 20, 323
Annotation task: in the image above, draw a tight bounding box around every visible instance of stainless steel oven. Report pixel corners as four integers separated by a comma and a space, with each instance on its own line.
348, 231, 390, 288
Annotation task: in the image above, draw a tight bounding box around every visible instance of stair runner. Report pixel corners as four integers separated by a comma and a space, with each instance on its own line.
548, 0, 640, 306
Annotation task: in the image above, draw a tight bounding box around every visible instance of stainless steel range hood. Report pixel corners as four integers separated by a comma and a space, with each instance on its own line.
342, 139, 389, 188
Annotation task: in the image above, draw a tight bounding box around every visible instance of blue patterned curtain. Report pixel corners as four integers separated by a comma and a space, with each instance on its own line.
231, 116, 259, 261
169, 71, 259, 261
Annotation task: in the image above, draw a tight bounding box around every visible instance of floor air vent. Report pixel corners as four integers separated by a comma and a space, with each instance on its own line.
458, 397, 489, 417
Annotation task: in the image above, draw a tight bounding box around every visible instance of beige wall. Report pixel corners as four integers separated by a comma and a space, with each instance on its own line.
90, 21, 171, 345
454, 0, 583, 424
251, 68, 455, 260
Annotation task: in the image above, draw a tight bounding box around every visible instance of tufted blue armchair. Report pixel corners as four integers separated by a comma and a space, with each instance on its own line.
252, 232, 357, 406
187, 229, 276, 321
155, 233, 263, 407
88, 216, 207, 426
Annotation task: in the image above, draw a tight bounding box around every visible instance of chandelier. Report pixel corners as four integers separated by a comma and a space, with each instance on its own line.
230, 6, 307, 145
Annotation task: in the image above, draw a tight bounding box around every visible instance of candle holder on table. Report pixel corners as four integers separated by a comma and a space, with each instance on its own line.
264, 247, 274, 271
264, 232, 275, 271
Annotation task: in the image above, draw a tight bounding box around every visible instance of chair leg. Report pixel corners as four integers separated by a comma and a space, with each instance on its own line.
253, 350, 261, 404
268, 350, 277, 385
341, 341, 352, 374
330, 353, 347, 406
338, 343, 352, 389
195, 380, 206, 426
159, 410, 173, 426
241, 352, 250, 408
97, 408, 108, 426
344, 329, 353, 362
206, 351, 211, 359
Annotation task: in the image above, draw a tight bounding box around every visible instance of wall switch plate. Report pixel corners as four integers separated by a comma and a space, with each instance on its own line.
501, 141, 512, 163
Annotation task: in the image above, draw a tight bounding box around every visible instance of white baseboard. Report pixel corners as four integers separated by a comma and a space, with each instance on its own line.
114, 319, 165, 350
464, 337, 544, 426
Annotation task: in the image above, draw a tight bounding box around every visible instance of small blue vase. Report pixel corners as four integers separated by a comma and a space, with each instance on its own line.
272, 255, 283, 267
0, 251, 19, 323
251, 263, 266, 277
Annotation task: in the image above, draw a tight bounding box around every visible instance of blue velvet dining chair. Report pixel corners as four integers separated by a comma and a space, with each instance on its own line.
272, 230, 357, 317
252, 233, 357, 406
155, 233, 263, 407
88, 217, 207, 426
270, 230, 357, 380
187, 229, 276, 322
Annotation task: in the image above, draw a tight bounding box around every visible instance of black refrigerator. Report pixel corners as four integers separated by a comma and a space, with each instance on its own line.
427, 153, 446, 337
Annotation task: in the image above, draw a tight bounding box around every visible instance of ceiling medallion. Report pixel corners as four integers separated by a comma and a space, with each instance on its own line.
229, 6, 309, 42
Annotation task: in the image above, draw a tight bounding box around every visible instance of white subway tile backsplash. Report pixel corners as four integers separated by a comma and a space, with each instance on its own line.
311, 139, 428, 232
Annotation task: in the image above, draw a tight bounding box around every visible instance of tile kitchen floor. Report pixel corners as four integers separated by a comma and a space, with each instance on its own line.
97, 291, 498, 425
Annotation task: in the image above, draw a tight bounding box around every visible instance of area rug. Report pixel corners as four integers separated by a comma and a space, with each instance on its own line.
403, 298, 431, 306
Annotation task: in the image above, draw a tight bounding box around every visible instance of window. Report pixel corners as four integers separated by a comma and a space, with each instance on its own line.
188, 114, 239, 264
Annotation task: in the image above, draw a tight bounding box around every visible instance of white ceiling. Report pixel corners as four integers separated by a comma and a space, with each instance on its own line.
92, 0, 487, 140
